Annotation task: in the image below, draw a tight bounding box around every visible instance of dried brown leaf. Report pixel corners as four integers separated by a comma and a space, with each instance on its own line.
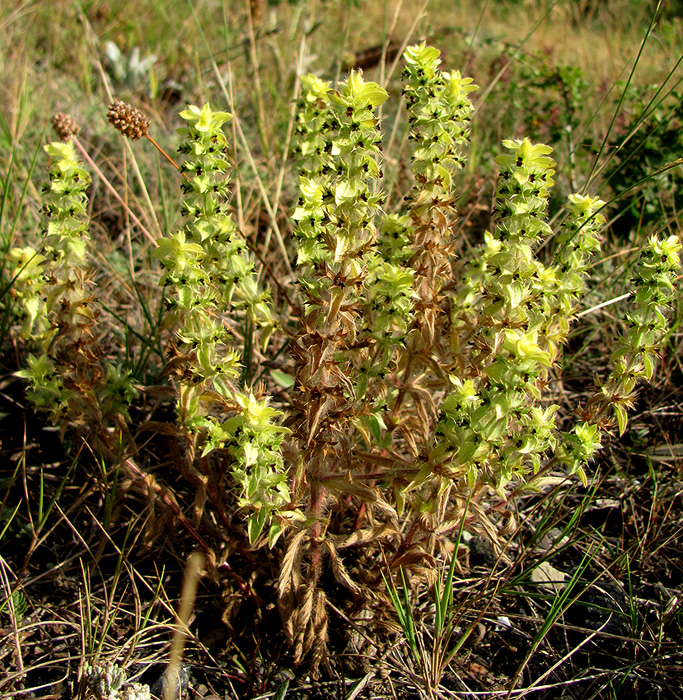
335, 524, 396, 549
324, 541, 361, 596
279, 530, 308, 599
137, 421, 182, 436
392, 543, 435, 570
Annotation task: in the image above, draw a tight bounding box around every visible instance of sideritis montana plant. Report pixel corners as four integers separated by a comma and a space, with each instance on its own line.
7, 43, 680, 671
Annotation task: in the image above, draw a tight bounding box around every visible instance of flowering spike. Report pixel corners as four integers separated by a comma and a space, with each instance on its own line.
155, 103, 288, 543
107, 100, 150, 141
51, 112, 80, 141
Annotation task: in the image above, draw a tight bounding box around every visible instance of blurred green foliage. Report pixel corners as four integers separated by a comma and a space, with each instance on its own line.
604, 85, 683, 239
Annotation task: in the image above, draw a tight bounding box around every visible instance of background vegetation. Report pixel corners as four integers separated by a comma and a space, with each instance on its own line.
1, 0, 682, 698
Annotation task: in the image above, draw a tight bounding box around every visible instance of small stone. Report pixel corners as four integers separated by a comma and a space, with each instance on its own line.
468, 534, 497, 567
566, 580, 631, 639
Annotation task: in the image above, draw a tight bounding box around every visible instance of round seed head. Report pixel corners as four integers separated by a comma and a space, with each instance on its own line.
52, 113, 81, 141
107, 100, 150, 141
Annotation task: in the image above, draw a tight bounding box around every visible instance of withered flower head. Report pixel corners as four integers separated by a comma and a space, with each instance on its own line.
52, 113, 81, 141
107, 100, 150, 141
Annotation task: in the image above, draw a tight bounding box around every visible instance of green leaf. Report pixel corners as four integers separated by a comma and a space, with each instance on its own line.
268, 519, 283, 548
357, 81, 389, 107
364, 413, 387, 444
270, 369, 295, 388
615, 404, 629, 436
247, 508, 267, 544
404, 43, 442, 70
642, 352, 656, 381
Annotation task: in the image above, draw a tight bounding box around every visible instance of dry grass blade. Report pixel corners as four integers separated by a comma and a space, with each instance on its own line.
163, 552, 203, 700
